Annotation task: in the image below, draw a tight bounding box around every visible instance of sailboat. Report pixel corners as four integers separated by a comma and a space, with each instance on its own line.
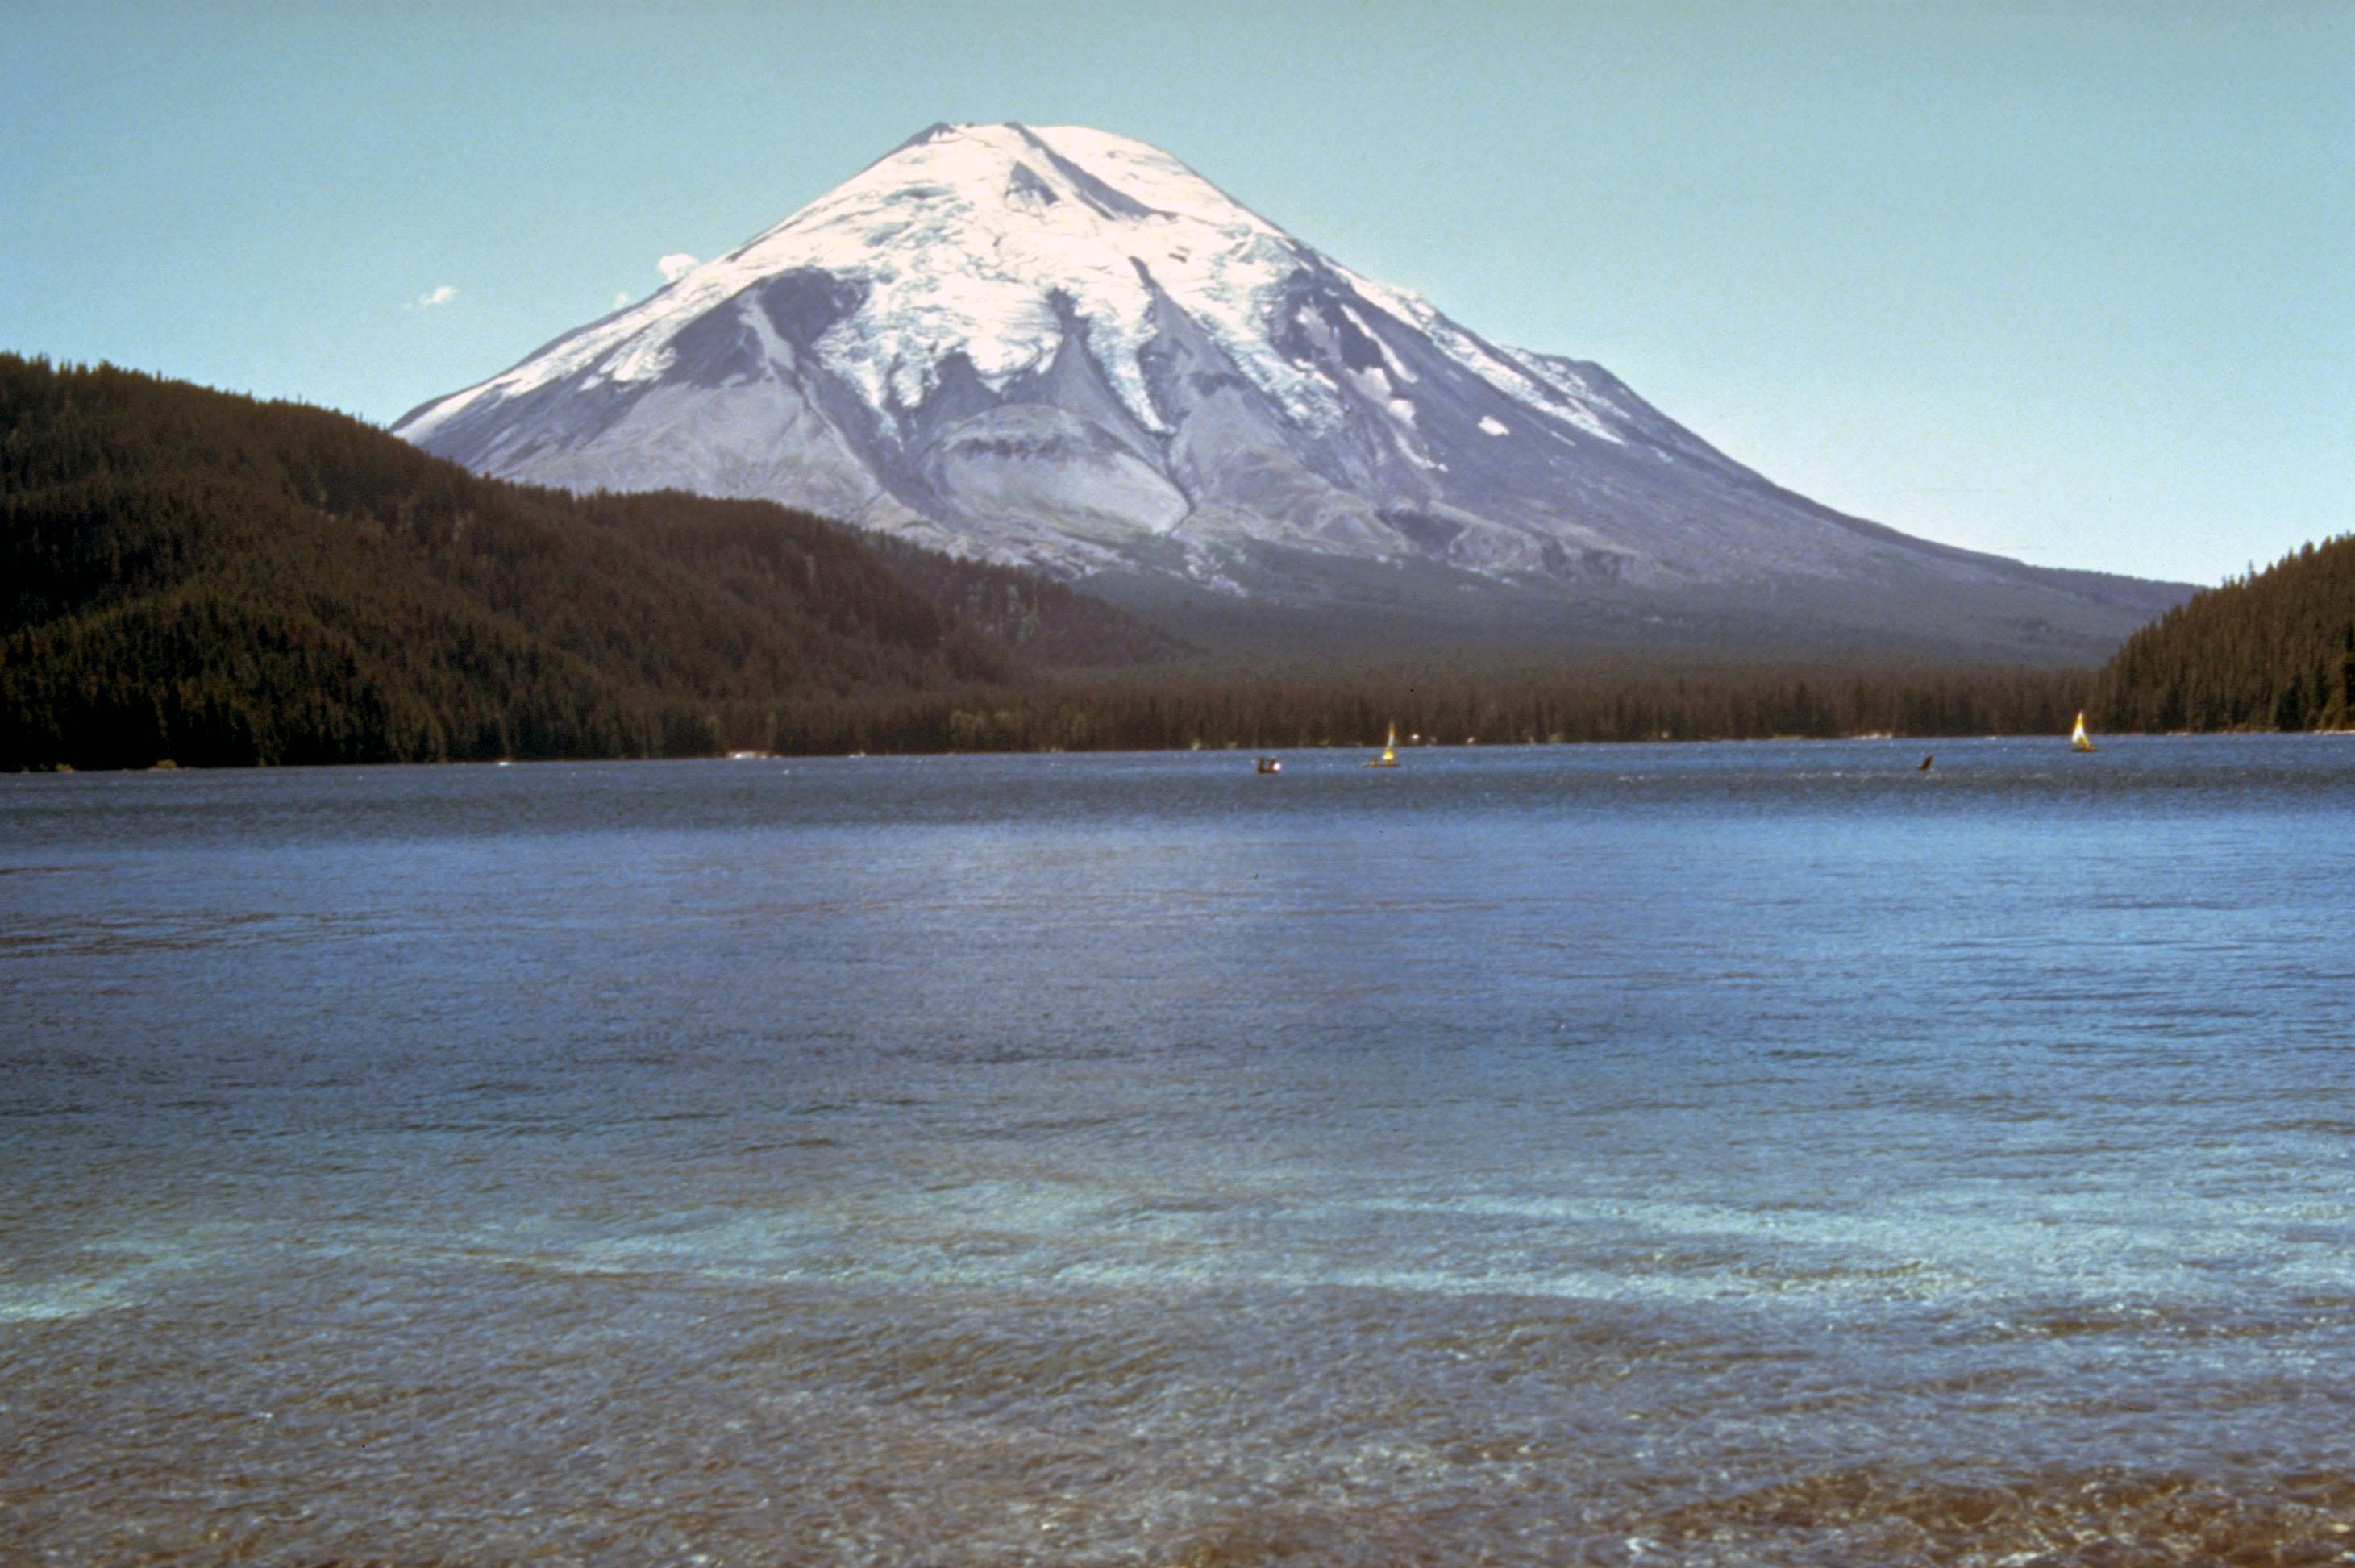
1363, 724, 1400, 768
2071, 712, 2097, 752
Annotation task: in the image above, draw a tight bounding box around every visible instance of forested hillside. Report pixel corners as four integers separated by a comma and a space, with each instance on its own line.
2092, 535, 2355, 732
866, 535, 1191, 667
4, 355, 2165, 771
0, 356, 1166, 769
747, 663, 2095, 755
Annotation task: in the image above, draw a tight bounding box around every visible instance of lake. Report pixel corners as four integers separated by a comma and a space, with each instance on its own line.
3, 737, 2352, 1565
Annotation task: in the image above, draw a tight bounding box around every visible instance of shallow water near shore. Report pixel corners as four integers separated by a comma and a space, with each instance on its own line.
4, 736, 2353, 1566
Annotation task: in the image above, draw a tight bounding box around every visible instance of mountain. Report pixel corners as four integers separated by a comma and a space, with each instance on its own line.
396, 122, 2186, 662
2093, 534, 2355, 732
0, 355, 1173, 770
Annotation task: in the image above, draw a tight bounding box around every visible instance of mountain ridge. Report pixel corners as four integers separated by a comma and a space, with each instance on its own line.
395, 121, 2189, 660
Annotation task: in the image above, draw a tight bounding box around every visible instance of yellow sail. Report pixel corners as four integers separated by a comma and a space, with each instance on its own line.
2071, 712, 2096, 751
1365, 722, 1400, 767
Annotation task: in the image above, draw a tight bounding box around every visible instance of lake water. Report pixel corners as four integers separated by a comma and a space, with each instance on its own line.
3, 737, 2353, 1566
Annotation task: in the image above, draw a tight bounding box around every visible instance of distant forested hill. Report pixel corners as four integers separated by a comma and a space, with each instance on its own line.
0, 356, 1173, 769
2093, 535, 2355, 732
3, 354, 2164, 771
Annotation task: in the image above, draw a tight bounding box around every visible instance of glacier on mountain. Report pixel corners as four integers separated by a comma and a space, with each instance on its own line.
393, 122, 2186, 656
393, 122, 1762, 580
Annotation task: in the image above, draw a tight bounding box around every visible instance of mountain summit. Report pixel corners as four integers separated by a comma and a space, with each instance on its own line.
395, 123, 2183, 658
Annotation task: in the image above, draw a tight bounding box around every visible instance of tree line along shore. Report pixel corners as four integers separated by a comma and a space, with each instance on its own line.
3, 355, 2348, 770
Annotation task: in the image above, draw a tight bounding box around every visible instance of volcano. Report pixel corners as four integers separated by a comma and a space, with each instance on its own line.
395, 123, 2184, 659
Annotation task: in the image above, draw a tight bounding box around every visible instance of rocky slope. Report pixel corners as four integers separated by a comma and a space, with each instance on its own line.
396, 123, 2186, 660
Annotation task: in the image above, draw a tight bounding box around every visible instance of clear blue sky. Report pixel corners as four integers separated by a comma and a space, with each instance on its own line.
4, 0, 2347, 586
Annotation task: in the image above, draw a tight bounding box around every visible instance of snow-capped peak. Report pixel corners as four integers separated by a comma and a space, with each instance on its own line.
402, 123, 1358, 446
389, 125, 2184, 670
393, 123, 1835, 590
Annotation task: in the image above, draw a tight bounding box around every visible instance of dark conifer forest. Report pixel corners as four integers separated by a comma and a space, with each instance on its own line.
2092, 534, 2355, 732
1, 355, 1166, 767
15, 353, 2305, 770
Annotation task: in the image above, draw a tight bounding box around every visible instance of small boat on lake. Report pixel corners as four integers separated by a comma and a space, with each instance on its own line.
1255, 756, 1282, 774
1364, 726, 1400, 768
2072, 713, 2097, 752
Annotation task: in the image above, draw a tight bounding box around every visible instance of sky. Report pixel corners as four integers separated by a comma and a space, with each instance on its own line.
2, 0, 2347, 587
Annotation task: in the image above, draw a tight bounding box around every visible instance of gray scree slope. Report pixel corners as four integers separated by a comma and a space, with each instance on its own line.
396, 123, 2184, 659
